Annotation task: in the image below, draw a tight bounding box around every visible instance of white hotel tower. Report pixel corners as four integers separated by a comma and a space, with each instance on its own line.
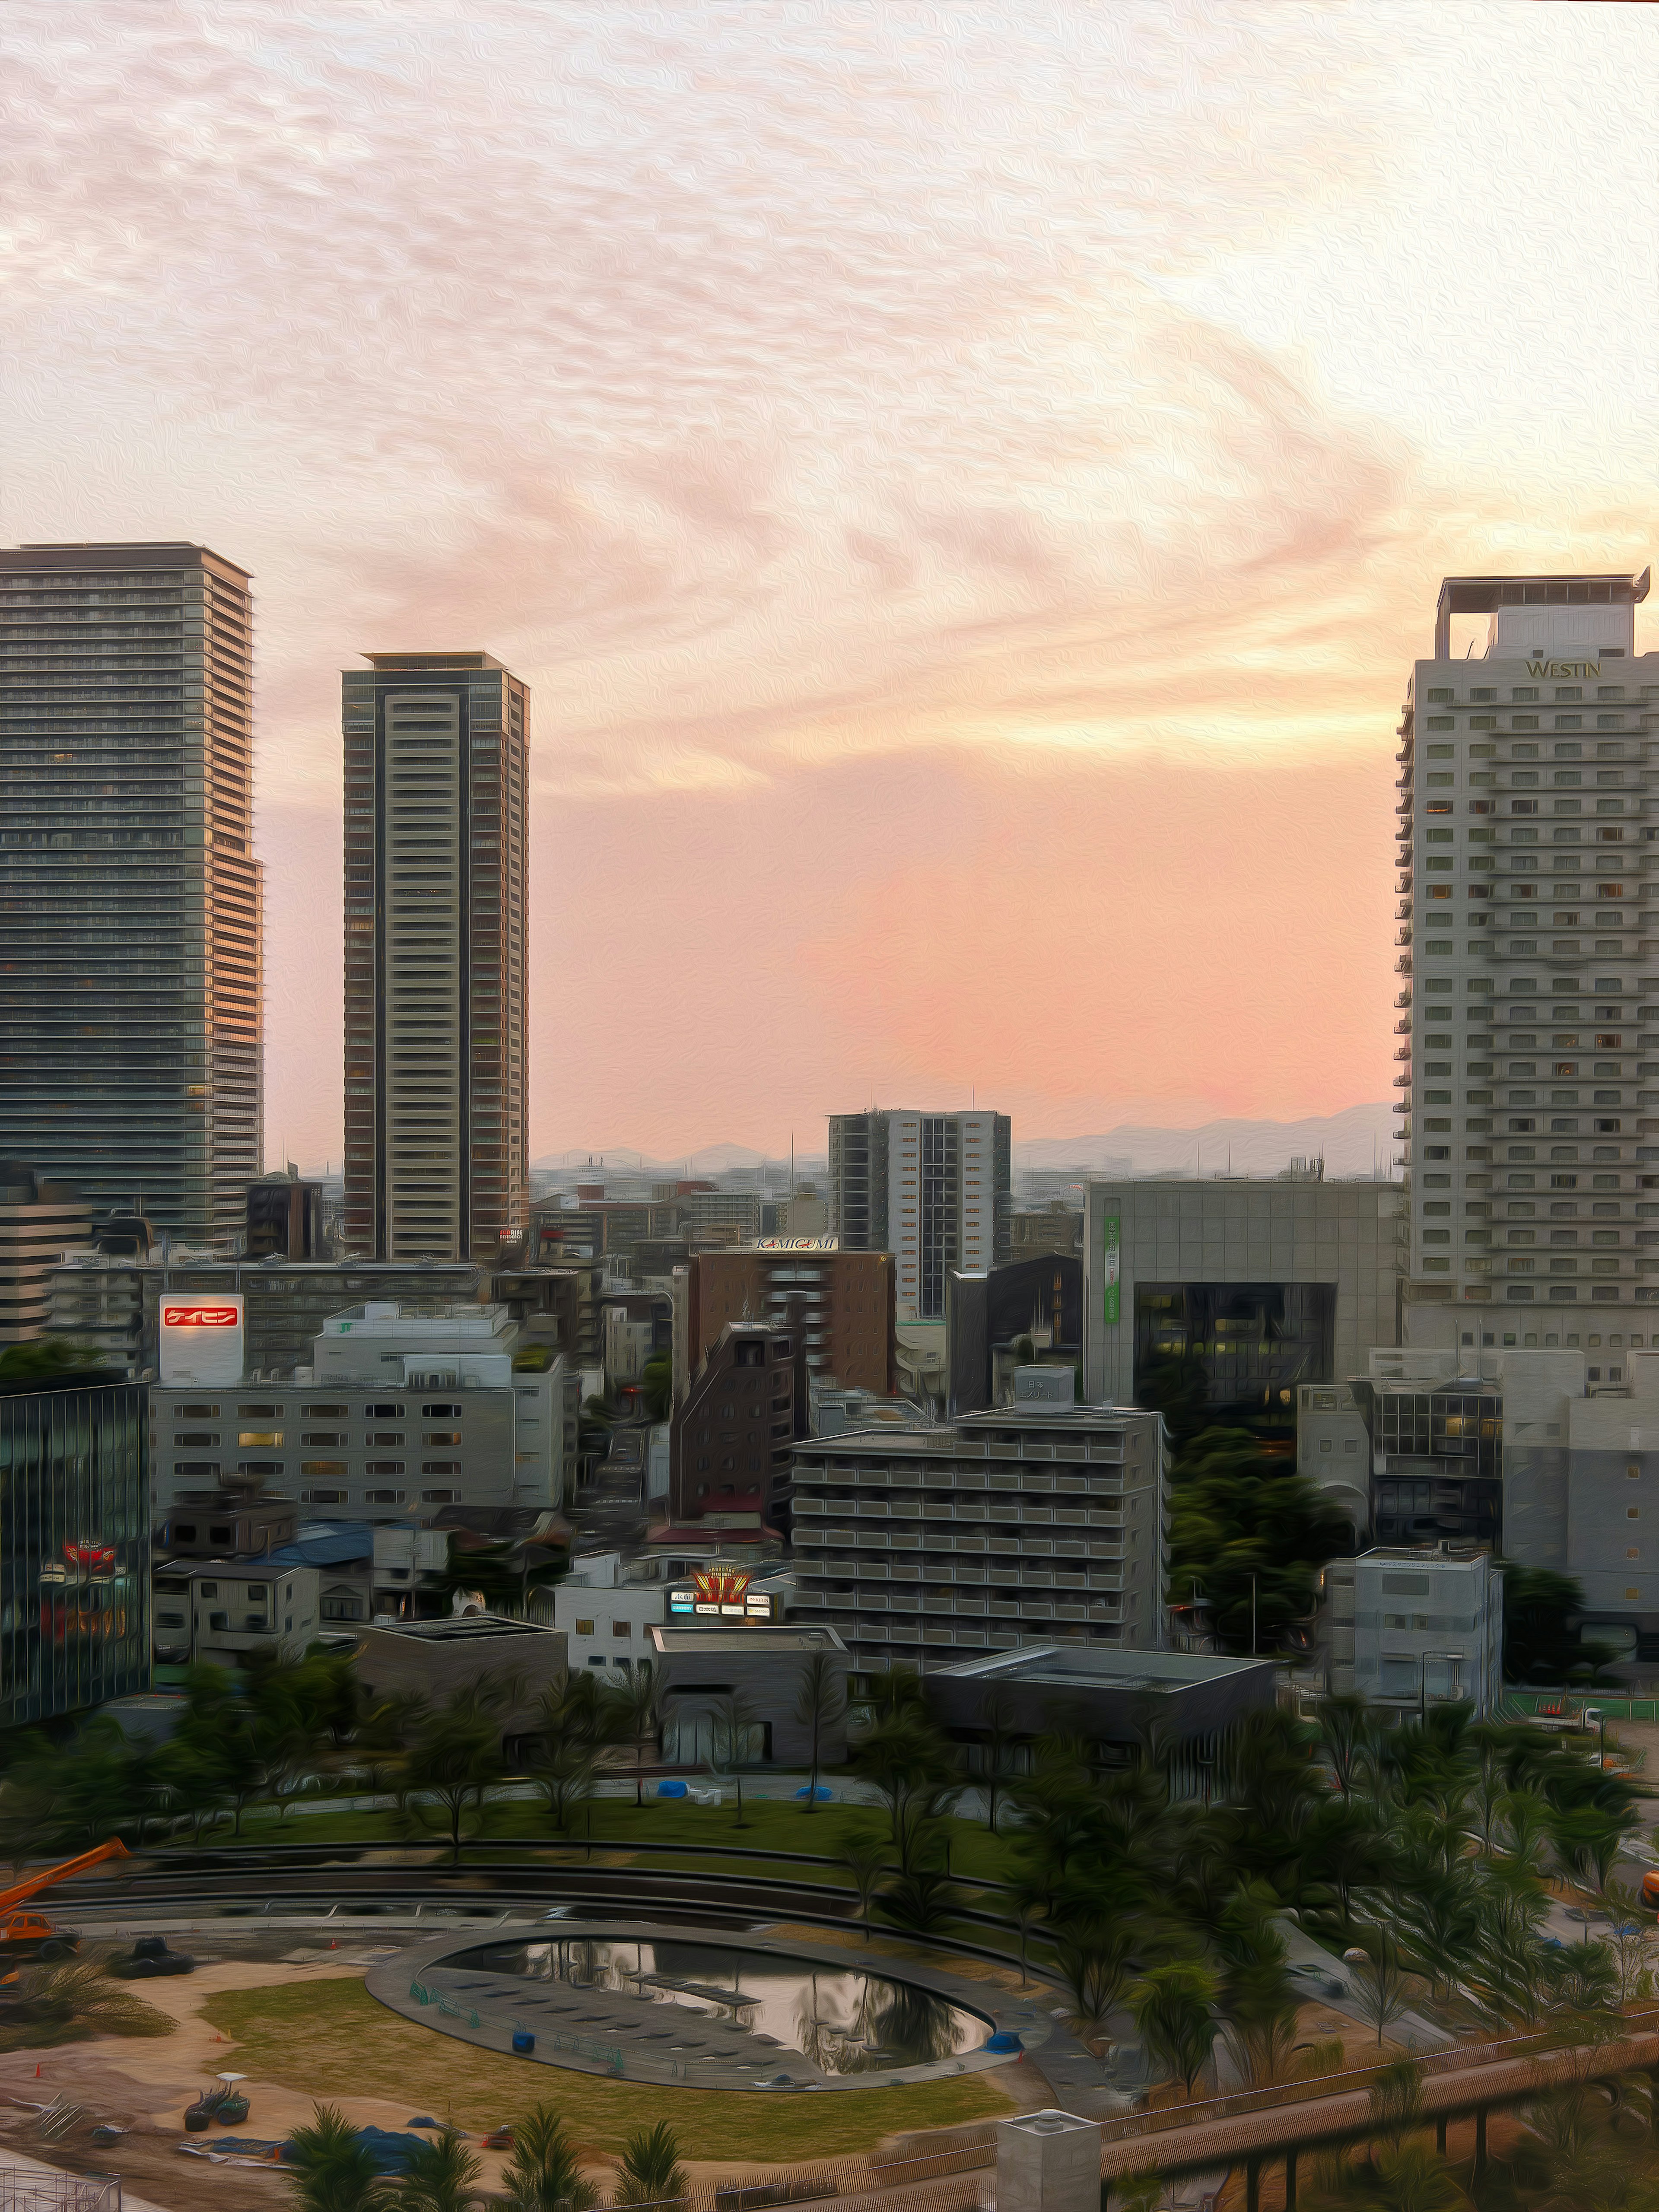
1398, 570, 1659, 1340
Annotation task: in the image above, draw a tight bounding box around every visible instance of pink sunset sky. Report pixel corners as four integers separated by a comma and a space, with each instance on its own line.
5, 2, 1655, 1168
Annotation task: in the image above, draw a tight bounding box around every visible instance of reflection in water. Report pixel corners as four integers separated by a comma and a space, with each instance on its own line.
447, 1939, 985, 2075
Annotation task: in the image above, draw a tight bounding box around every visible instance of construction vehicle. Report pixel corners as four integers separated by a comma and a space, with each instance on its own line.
0, 1838, 129, 1961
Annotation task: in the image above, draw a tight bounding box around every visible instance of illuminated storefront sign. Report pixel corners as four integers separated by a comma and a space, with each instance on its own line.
668, 1565, 778, 1620
159, 1294, 244, 1385
753, 1236, 840, 1252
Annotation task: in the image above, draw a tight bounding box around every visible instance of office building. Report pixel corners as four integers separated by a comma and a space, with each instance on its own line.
246, 1173, 327, 1260
0, 1163, 91, 1344
149, 1300, 572, 1522
670, 1245, 896, 1407
946, 1252, 1083, 1415
0, 1363, 148, 1728
789, 1398, 1168, 1666
341, 651, 529, 1262
1321, 1546, 1504, 1714
1082, 1177, 1401, 1426
1394, 569, 1659, 1327
828, 1110, 1012, 1321
47, 1255, 481, 1379
0, 541, 262, 1243
669, 1317, 807, 1532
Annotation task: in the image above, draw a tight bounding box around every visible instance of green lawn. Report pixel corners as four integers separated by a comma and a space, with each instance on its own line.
179, 1795, 1023, 1891
203, 1979, 1017, 2158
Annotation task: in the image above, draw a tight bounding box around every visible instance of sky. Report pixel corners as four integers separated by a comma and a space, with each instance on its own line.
4, 1, 1656, 1169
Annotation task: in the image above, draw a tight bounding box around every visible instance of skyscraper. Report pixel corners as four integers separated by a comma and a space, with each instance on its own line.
1397, 569, 1656, 1336
828, 1109, 1011, 1320
341, 652, 529, 1261
0, 542, 262, 1244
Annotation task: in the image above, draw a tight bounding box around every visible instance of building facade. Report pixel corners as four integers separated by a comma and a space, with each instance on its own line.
669, 1318, 806, 1531
0, 541, 262, 1244
670, 1245, 896, 1408
788, 1403, 1167, 1667
1082, 1177, 1402, 1424
829, 1111, 1012, 1321
0, 1164, 91, 1344
1322, 1546, 1504, 1714
946, 1253, 1083, 1415
149, 1300, 570, 1523
1395, 570, 1659, 1328
46, 1255, 483, 1379
0, 1370, 149, 1728
341, 651, 529, 1262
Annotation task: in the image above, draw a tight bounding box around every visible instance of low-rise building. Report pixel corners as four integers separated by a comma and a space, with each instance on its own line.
648, 1622, 849, 1766
925, 1643, 1278, 1792
788, 1399, 1168, 1667
353, 1614, 568, 1741
149, 1300, 572, 1525
553, 1574, 668, 1675
0, 1164, 92, 1345
152, 1558, 321, 1670
1325, 1545, 1504, 1714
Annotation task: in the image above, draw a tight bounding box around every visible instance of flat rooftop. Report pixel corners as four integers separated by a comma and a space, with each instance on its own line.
650, 1625, 845, 1655
934, 1644, 1274, 1693
362, 1615, 559, 1643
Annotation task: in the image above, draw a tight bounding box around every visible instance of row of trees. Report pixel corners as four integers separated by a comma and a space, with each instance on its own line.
845, 1674, 1647, 2096
289, 2103, 686, 2212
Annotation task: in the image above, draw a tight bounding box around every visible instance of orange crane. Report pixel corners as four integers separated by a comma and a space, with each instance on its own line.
0, 1839, 130, 1960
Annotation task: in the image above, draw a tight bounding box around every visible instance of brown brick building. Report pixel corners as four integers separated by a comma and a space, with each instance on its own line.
671, 1246, 897, 1408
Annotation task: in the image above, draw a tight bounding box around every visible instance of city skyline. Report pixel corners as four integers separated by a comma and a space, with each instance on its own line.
6, 3, 1655, 1169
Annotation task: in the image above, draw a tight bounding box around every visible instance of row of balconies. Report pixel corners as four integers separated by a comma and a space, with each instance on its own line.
798, 1531, 1124, 1559
792, 1493, 1121, 1523
793, 1459, 1124, 1488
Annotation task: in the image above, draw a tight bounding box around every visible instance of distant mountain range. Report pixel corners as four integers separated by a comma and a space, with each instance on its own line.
531, 1104, 1398, 1185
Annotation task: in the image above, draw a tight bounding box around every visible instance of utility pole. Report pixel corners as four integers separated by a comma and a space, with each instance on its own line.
1250, 1572, 1258, 1658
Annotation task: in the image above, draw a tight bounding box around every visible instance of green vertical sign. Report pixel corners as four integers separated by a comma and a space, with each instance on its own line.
1102, 1212, 1120, 1325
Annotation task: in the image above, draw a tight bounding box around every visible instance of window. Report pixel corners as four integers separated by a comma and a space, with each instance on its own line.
422, 1402, 461, 1417
238, 1430, 283, 1447
1513, 687, 1538, 703
421, 1459, 461, 1475
302, 1404, 348, 1417
176, 1404, 219, 1418
173, 1431, 217, 1446
422, 1488, 457, 1503
199, 1583, 218, 1599
365, 1459, 405, 1475
237, 1403, 280, 1418
366, 1403, 404, 1418
576, 1617, 595, 1636
1630, 1507, 1641, 1520
424, 1430, 461, 1446
308, 1488, 346, 1504
364, 1489, 401, 1504
612, 1621, 632, 1638
302, 1459, 346, 1476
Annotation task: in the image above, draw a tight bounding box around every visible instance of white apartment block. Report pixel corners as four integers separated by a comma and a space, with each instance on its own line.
789, 1403, 1167, 1666
828, 1109, 1011, 1323
149, 1300, 570, 1523
1398, 570, 1659, 1330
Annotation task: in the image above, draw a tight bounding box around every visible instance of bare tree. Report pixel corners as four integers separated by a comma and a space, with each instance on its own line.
794, 1648, 846, 1812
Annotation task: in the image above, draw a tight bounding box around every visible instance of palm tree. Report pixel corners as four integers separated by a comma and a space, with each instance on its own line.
501, 2104, 597, 2212
1128, 1961, 1219, 2099
617, 1665, 665, 1810
287, 2103, 382, 2212
615, 2120, 688, 2206
843, 1831, 887, 1943
385, 2126, 484, 2212
794, 1648, 845, 1812
1, 1955, 174, 2046
1048, 1914, 1136, 2047
978, 1686, 1019, 1834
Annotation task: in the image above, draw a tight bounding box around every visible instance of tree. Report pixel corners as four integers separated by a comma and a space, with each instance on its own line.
500, 2104, 597, 2212
403, 1694, 506, 1862
617, 1665, 666, 1811
615, 2120, 688, 2206
640, 1354, 673, 1424
711, 1692, 760, 1825
852, 1711, 959, 1873
0, 1955, 175, 2050
1214, 1881, 1300, 2087
287, 2103, 383, 2212
1047, 1914, 1136, 2047
526, 1671, 626, 1836
385, 2126, 484, 2212
1166, 1426, 1352, 1654
1129, 1961, 1219, 2098
794, 1649, 845, 1812
842, 1831, 887, 1944
978, 1685, 1020, 1834
1351, 1925, 1412, 2047
1318, 1696, 1376, 1801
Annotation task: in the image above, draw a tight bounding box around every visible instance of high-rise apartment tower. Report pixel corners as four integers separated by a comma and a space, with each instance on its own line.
1397, 571, 1658, 1332
341, 652, 528, 1261
0, 542, 262, 1243
829, 1109, 1011, 1321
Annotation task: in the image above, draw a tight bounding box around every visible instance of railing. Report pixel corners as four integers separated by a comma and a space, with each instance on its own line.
1097, 2009, 1659, 2147
0, 2178, 120, 2212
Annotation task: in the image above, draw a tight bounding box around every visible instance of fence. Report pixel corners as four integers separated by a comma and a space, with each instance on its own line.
600, 2174, 989, 2212
0, 2177, 119, 2212
1096, 2007, 1659, 2147
1505, 1692, 1659, 1724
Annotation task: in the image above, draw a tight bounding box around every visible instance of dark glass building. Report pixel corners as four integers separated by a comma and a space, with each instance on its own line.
1135, 1281, 1338, 1435
0, 542, 262, 1246
0, 1370, 148, 1728
341, 652, 529, 1261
